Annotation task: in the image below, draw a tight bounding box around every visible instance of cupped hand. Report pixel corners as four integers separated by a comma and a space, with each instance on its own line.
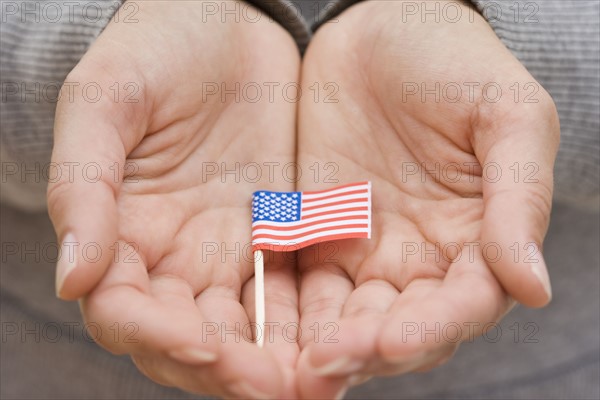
48, 1, 300, 397
294, 1, 559, 397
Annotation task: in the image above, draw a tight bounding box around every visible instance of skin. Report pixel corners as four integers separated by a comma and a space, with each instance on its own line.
48, 0, 560, 399
294, 1, 559, 398
48, 1, 300, 398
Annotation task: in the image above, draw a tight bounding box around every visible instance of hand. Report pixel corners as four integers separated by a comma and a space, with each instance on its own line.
295, 1, 559, 397
48, 1, 300, 397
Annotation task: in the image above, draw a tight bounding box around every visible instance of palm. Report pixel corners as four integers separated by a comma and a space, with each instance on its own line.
50, 2, 300, 397
295, 1, 558, 397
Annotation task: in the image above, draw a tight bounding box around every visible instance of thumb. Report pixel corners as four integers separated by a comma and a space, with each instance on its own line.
48, 75, 143, 300
475, 93, 560, 308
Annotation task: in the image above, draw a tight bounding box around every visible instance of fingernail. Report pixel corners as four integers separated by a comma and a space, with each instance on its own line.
168, 347, 217, 364
530, 249, 552, 300
228, 381, 274, 399
501, 297, 518, 318
313, 356, 364, 376
429, 353, 453, 369
383, 350, 427, 366
348, 373, 371, 386
56, 233, 77, 297
335, 386, 348, 400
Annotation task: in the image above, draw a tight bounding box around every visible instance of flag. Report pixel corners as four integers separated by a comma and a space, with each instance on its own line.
251, 181, 371, 251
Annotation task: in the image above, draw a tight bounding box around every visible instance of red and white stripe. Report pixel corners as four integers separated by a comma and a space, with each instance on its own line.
252, 182, 371, 251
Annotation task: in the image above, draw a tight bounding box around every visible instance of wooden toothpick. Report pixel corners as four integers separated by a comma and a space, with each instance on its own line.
254, 249, 265, 347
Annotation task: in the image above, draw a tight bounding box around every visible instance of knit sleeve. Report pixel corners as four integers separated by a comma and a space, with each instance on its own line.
247, 0, 311, 50
0, 0, 311, 211
1, 0, 124, 210
469, 0, 600, 207
309, 0, 600, 208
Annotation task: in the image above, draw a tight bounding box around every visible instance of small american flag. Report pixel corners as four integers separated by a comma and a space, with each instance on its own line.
251, 182, 371, 251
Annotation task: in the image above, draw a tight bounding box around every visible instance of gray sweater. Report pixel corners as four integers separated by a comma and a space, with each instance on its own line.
1, 0, 599, 210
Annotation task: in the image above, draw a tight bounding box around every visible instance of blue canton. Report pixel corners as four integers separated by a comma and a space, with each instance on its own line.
252, 191, 302, 223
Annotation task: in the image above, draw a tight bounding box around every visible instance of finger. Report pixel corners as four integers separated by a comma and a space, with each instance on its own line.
306, 279, 446, 380
84, 244, 284, 399
413, 345, 458, 373
196, 281, 285, 399
296, 347, 349, 400
140, 277, 273, 398
242, 251, 300, 398
303, 280, 397, 378
349, 344, 455, 378
49, 74, 145, 300
81, 243, 219, 359
474, 91, 560, 307
298, 263, 354, 349
378, 248, 510, 363
132, 345, 281, 399
295, 260, 353, 399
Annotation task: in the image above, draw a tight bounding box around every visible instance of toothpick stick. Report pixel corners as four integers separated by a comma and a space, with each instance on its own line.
254, 249, 265, 347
